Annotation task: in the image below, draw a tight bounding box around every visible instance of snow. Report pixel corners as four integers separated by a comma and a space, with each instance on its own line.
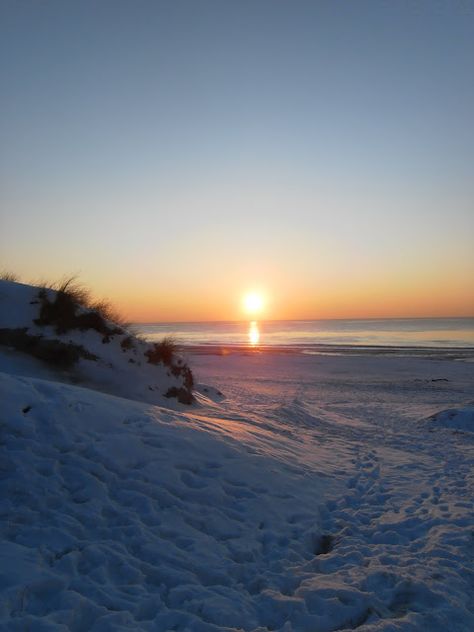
427, 405, 474, 433
1, 280, 474, 630
0, 280, 43, 329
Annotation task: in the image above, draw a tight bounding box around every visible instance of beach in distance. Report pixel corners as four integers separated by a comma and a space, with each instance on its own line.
137, 317, 474, 351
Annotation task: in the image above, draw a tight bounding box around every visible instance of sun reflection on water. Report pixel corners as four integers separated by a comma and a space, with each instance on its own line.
249, 320, 260, 346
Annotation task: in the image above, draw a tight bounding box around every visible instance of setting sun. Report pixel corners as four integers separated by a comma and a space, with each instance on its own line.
243, 292, 264, 315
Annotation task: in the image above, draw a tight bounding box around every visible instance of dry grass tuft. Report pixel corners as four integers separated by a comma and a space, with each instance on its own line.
0, 270, 20, 282
53, 276, 91, 308
34, 275, 128, 337
0, 327, 98, 368
145, 336, 177, 366
91, 299, 130, 330
145, 335, 194, 400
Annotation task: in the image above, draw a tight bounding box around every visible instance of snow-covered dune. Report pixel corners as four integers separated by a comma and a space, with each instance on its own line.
427, 404, 474, 433
0, 280, 193, 406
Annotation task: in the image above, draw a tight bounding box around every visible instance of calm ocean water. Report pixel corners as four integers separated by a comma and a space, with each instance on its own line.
136, 318, 474, 350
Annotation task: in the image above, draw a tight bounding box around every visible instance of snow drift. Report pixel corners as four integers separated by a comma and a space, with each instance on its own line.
427, 404, 474, 433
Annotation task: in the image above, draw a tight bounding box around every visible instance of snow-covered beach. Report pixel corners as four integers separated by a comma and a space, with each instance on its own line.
1, 281, 474, 630
3, 0, 474, 629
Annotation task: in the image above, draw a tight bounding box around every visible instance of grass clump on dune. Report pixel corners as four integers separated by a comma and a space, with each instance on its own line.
34, 276, 127, 339
0, 328, 98, 368
0, 270, 20, 282
145, 336, 177, 366
170, 361, 194, 390
146, 336, 194, 401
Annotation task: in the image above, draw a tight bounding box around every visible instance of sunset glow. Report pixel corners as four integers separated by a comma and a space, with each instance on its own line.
0, 2, 473, 323
243, 293, 264, 315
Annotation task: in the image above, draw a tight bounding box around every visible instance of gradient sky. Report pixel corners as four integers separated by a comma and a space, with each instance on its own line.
1, 0, 473, 321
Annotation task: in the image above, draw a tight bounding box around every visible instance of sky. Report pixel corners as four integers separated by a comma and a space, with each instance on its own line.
1, 0, 473, 321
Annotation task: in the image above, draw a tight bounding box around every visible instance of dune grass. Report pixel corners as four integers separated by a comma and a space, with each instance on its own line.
0, 327, 98, 368
34, 276, 129, 338
145, 336, 177, 366
0, 270, 20, 282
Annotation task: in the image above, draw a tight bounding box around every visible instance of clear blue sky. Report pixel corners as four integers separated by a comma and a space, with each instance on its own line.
1, 0, 473, 320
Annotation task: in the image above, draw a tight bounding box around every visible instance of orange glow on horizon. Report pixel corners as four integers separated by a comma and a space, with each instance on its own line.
30, 261, 472, 323
108, 277, 474, 323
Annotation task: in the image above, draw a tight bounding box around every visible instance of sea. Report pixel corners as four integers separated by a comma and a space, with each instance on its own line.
135, 318, 474, 354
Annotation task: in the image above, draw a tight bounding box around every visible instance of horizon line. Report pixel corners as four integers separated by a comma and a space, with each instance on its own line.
132, 315, 474, 325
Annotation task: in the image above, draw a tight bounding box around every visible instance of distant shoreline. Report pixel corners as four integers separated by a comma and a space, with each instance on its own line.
136, 316, 474, 326
135, 318, 474, 351
178, 343, 474, 360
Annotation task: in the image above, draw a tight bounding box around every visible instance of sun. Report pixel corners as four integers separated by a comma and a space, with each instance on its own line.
243, 292, 264, 315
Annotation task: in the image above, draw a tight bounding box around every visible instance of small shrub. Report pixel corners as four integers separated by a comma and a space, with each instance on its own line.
170, 364, 181, 377
182, 365, 194, 390
120, 335, 135, 351
170, 363, 194, 389
36, 338, 95, 367
145, 336, 194, 403
164, 386, 194, 405
145, 336, 176, 366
